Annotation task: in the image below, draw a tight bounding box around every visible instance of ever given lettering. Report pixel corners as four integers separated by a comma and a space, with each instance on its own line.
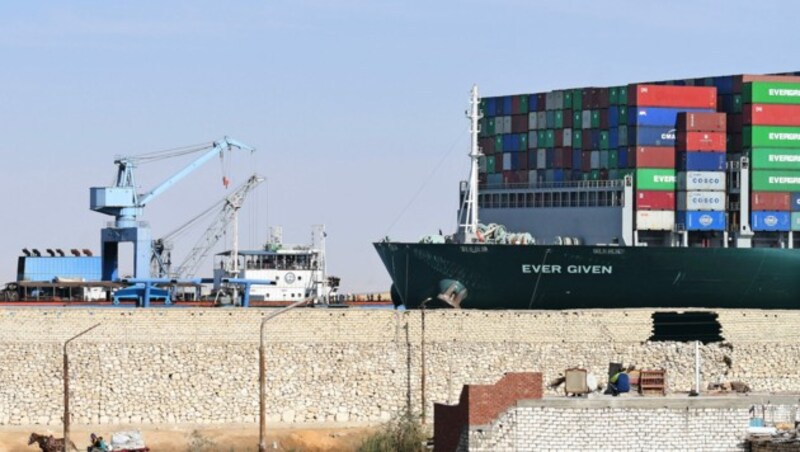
522, 264, 613, 275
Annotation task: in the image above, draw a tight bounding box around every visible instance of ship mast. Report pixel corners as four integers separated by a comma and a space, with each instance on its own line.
459, 85, 483, 243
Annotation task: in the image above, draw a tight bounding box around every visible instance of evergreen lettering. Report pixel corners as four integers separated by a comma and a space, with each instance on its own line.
769, 89, 800, 97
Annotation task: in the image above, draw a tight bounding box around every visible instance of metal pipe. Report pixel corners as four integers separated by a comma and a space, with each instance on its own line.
695, 340, 701, 394
64, 323, 101, 450
259, 299, 309, 452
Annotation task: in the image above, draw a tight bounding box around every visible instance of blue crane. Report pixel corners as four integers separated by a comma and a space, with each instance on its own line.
90, 137, 255, 281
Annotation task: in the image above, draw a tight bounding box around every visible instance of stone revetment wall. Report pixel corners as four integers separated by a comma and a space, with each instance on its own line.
1, 308, 799, 427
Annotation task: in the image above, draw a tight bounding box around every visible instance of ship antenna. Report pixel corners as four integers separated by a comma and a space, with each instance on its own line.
458, 84, 483, 243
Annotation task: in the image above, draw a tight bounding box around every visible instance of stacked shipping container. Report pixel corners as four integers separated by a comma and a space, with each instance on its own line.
675, 112, 727, 231
630, 86, 717, 231
478, 71, 800, 243
743, 81, 800, 232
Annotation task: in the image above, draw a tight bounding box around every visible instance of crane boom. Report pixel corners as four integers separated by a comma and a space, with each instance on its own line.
171, 174, 264, 278
90, 136, 256, 280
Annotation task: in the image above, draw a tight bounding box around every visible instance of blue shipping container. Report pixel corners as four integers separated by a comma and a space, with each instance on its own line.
591, 130, 600, 149
528, 150, 537, 169
676, 211, 726, 231
792, 193, 800, 212
573, 149, 581, 168
629, 126, 676, 147
609, 107, 618, 128
713, 76, 735, 95
20, 256, 102, 282
502, 134, 512, 152
485, 98, 497, 117
528, 94, 538, 112
511, 134, 520, 152
609, 128, 619, 149
629, 107, 712, 127
679, 152, 726, 171
618, 147, 628, 168
553, 169, 565, 182
502, 96, 512, 115
752, 211, 791, 231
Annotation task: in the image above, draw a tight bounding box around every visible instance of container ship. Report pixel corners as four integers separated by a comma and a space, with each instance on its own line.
374, 72, 800, 309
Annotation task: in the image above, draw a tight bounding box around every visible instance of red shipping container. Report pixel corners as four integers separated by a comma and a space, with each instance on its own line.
554, 130, 563, 147
599, 168, 609, 180
581, 151, 591, 172
563, 147, 573, 168
676, 132, 726, 152
744, 104, 800, 126
728, 114, 742, 132
511, 96, 521, 115
563, 109, 573, 128
480, 137, 495, 154
582, 129, 592, 151
636, 191, 675, 210
536, 93, 546, 112
634, 146, 675, 168
752, 192, 790, 211
553, 148, 564, 168
517, 170, 528, 183
600, 109, 609, 129
519, 152, 528, 171
628, 84, 717, 109
512, 115, 527, 133
676, 112, 726, 132
496, 153, 504, 172
597, 88, 610, 108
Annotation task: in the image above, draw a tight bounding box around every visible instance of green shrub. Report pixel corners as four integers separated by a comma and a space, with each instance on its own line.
357, 411, 428, 452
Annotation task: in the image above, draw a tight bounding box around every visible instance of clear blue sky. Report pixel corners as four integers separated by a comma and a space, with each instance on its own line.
0, 1, 796, 292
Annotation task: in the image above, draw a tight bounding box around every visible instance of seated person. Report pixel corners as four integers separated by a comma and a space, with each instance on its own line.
608, 371, 630, 396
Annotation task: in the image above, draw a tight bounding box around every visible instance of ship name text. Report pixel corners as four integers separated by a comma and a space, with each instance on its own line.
522, 264, 612, 275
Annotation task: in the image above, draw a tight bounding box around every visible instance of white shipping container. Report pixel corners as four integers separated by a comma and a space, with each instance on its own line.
563, 128, 572, 145
537, 112, 547, 129
599, 150, 609, 168
537, 149, 546, 169
528, 131, 538, 148
677, 171, 726, 191
503, 153, 512, 171
590, 150, 600, 169
552, 91, 564, 109
479, 156, 487, 172
677, 191, 726, 211
502, 116, 512, 135
528, 112, 537, 130
636, 210, 675, 231
545, 92, 555, 110
528, 170, 538, 185
582, 110, 592, 130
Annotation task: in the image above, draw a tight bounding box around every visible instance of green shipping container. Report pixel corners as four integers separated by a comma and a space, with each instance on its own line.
618, 125, 628, 146
573, 130, 583, 148
487, 156, 495, 173
744, 82, 800, 105
494, 136, 502, 150
751, 148, 800, 170
600, 131, 610, 150
591, 110, 600, 128
519, 133, 528, 150
545, 130, 555, 148
792, 212, 800, 231
546, 110, 554, 128
486, 117, 496, 136
563, 91, 573, 109
744, 126, 800, 148
554, 110, 564, 128
609, 87, 618, 106
572, 89, 582, 110
636, 168, 676, 191
519, 95, 528, 114
618, 87, 628, 106
732, 94, 742, 113
752, 170, 800, 192
608, 148, 618, 168
591, 169, 600, 180
618, 105, 628, 125
537, 130, 546, 147
572, 111, 582, 129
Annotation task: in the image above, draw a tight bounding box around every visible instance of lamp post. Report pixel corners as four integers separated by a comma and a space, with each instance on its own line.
64, 323, 101, 450
259, 299, 309, 452
420, 297, 433, 425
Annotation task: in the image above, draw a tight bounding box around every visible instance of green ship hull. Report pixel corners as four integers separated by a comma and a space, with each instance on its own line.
373, 242, 800, 309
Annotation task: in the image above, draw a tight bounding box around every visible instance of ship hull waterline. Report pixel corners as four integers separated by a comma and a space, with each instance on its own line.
373, 242, 800, 310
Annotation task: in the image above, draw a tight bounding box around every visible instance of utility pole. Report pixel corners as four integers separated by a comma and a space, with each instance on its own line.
259, 299, 309, 452
64, 323, 101, 449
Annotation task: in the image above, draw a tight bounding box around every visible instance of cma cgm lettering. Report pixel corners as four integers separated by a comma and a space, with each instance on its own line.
522, 264, 613, 275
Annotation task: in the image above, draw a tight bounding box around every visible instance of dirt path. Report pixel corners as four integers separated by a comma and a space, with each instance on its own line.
0, 424, 377, 452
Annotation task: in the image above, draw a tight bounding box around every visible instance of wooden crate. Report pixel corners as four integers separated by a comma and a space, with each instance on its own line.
639, 369, 666, 396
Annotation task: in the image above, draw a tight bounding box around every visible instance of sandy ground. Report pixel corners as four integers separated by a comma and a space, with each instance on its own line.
0, 424, 378, 452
